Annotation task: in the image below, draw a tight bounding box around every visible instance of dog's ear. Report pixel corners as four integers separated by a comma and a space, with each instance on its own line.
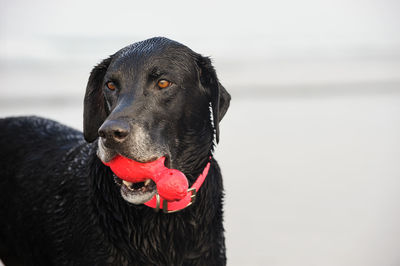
196, 55, 231, 143
83, 56, 112, 142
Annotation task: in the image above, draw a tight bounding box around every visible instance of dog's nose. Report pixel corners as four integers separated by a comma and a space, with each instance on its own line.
98, 120, 130, 143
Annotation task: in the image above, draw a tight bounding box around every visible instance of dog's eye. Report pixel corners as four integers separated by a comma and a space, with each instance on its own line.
157, 79, 171, 89
106, 81, 117, 91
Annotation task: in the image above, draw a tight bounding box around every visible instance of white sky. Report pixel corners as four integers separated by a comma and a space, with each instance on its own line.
1, 0, 399, 58
0, 0, 399, 96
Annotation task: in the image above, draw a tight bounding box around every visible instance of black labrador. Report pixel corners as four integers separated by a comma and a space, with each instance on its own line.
0, 37, 230, 265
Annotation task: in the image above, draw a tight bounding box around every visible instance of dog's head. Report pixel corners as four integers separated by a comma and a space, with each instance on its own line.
83, 37, 230, 204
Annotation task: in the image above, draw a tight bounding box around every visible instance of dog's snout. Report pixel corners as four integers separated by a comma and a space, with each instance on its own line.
98, 120, 130, 143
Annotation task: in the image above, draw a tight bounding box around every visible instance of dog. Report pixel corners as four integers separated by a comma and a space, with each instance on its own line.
0, 37, 230, 265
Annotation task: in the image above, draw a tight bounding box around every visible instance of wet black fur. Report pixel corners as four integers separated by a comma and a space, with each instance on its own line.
0, 37, 230, 265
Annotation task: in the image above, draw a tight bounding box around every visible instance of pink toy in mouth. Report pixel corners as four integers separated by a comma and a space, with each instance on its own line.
103, 155, 188, 201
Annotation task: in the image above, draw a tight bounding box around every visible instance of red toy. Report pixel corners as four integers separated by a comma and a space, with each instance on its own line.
103, 155, 188, 201
103, 155, 210, 212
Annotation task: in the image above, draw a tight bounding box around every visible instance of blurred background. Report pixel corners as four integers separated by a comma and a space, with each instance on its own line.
1, 0, 399, 265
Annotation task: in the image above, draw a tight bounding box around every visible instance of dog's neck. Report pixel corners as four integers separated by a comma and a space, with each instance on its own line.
172, 120, 215, 185
88, 143, 224, 263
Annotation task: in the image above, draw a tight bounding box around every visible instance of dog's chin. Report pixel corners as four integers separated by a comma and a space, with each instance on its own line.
114, 175, 157, 204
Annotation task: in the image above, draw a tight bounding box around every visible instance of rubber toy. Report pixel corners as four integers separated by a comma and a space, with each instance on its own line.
103, 155, 188, 201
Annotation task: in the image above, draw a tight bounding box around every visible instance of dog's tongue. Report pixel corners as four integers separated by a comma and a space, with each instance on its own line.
103, 155, 188, 201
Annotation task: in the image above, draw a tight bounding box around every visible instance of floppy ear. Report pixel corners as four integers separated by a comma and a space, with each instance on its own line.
83, 56, 113, 142
197, 55, 231, 143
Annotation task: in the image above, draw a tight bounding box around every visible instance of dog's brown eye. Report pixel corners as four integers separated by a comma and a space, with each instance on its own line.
157, 79, 171, 89
106, 81, 117, 91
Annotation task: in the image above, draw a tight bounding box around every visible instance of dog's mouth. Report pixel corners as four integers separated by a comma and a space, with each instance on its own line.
108, 154, 171, 205
114, 176, 157, 204
104, 153, 189, 205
